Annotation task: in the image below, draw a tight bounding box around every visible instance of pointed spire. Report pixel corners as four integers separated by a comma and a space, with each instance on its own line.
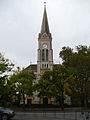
40, 2, 50, 34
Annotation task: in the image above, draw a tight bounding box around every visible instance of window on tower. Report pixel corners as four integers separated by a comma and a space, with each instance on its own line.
47, 64, 48, 68
42, 64, 44, 68
42, 49, 44, 61
46, 49, 48, 61
42, 64, 48, 69
41, 33, 48, 39
45, 64, 46, 68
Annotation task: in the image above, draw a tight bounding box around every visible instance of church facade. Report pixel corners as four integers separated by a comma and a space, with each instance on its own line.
25, 4, 72, 105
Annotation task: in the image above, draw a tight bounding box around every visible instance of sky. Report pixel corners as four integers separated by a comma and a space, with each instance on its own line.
0, 0, 90, 68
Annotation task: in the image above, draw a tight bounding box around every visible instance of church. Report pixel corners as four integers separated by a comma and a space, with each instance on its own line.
26, 4, 55, 104
22, 3, 72, 105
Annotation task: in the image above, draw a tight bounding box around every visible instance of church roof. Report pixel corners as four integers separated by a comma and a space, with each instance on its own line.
40, 5, 50, 34
26, 64, 59, 73
26, 64, 37, 72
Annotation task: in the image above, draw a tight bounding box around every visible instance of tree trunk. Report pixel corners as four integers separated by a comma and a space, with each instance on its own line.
61, 84, 64, 111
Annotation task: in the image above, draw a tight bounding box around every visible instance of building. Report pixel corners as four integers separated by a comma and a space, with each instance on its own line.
26, 4, 72, 105
26, 4, 54, 104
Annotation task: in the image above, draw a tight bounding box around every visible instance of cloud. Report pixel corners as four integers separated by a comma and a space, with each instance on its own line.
0, 0, 90, 67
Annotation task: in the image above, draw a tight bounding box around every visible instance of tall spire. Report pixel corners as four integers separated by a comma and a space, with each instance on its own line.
40, 2, 50, 34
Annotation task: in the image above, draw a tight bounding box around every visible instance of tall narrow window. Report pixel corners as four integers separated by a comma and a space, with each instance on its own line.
42, 49, 44, 61
47, 64, 48, 68
40, 50, 41, 61
46, 49, 48, 61
45, 64, 46, 68
42, 64, 44, 68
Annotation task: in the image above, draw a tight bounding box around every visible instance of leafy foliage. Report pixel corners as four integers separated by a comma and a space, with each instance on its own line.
36, 71, 53, 97
60, 45, 90, 106
0, 53, 14, 106
9, 69, 36, 101
37, 65, 75, 110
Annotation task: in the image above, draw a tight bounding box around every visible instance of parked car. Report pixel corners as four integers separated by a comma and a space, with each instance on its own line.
0, 107, 15, 120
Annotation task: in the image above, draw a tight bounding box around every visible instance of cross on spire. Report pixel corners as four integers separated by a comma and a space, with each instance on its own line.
44, 2, 46, 7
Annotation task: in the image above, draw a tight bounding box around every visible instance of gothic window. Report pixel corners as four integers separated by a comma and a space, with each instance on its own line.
47, 64, 48, 68
45, 64, 46, 68
42, 64, 44, 68
42, 49, 44, 61
43, 34, 47, 38
46, 49, 48, 61
42, 64, 47, 68
42, 64, 49, 69
41, 33, 48, 39
40, 50, 41, 61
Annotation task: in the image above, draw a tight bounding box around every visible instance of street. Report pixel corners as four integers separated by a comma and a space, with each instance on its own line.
11, 111, 90, 120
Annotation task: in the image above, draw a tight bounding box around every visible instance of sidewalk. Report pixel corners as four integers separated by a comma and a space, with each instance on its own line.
12, 107, 90, 112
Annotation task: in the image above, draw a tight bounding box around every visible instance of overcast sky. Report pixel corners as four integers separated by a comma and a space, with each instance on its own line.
0, 0, 90, 68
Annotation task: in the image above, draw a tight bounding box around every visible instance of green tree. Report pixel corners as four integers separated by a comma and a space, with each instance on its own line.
60, 45, 90, 107
0, 53, 14, 106
9, 69, 36, 105
36, 71, 53, 98
37, 65, 75, 110
53, 65, 75, 110
60, 46, 73, 67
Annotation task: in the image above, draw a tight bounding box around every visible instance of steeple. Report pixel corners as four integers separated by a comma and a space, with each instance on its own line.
37, 3, 53, 74
40, 2, 50, 35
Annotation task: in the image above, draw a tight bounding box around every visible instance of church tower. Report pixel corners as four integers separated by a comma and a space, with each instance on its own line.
37, 3, 53, 74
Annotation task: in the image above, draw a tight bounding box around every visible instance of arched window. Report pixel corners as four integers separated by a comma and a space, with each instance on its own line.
42, 49, 44, 61
45, 64, 46, 68
46, 49, 48, 61
47, 64, 48, 68
42, 64, 44, 68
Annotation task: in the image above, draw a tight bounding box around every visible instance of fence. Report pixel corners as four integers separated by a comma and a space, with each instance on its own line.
40, 111, 90, 120
16, 111, 90, 120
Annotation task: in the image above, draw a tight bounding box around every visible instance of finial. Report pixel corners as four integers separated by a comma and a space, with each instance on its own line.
44, 2, 46, 7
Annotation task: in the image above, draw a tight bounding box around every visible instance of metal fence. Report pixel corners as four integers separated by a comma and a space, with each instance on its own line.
24, 111, 90, 120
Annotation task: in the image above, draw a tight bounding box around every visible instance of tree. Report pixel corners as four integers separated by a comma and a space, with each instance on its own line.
0, 53, 14, 106
37, 65, 75, 110
60, 46, 73, 67
36, 71, 53, 98
60, 45, 90, 107
9, 69, 36, 105
53, 65, 75, 110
